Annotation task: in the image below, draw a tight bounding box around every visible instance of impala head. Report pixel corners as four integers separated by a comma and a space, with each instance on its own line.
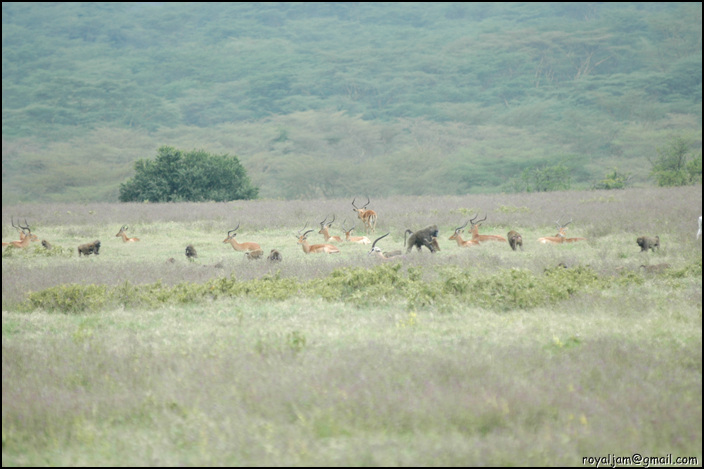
469, 213, 487, 230
297, 222, 314, 244
224, 222, 241, 242
319, 214, 335, 233
449, 220, 469, 240
555, 216, 572, 236
116, 225, 128, 237
369, 232, 390, 255
351, 196, 371, 213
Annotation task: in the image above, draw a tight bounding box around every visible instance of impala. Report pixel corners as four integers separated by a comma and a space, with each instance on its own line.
342, 219, 371, 244
7, 217, 39, 243
352, 197, 377, 234
116, 225, 140, 242
318, 214, 342, 243
449, 221, 480, 247
223, 223, 261, 252
368, 232, 402, 259
297, 224, 340, 254
469, 214, 507, 243
4, 220, 33, 249
538, 217, 574, 244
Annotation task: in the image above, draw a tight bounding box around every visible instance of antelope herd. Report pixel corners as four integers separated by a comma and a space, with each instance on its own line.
3, 198, 701, 263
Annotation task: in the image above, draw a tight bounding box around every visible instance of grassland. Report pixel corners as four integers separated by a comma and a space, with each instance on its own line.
2, 186, 702, 466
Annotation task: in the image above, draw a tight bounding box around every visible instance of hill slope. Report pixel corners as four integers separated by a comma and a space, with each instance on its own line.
2, 2, 701, 202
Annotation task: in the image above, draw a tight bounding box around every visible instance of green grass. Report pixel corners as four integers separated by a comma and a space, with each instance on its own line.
2, 186, 702, 466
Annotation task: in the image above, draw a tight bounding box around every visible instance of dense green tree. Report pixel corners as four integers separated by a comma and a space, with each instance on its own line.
118, 146, 258, 202
649, 136, 701, 187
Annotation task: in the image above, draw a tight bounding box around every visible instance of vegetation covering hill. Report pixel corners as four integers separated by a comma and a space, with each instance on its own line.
1, 2, 702, 203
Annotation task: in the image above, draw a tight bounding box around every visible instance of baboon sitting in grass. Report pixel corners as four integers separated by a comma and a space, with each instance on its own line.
185, 244, 198, 260
267, 249, 282, 262
636, 236, 660, 252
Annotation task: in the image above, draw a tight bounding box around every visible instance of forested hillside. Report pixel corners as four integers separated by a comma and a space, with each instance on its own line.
2, 2, 701, 202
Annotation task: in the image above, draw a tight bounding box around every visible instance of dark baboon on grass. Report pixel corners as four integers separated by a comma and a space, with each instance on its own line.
267, 249, 283, 262
41, 240, 53, 250
507, 230, 523, 251
404, 225, 439, 253
78, 240, 101, 257
185, 244, 198, 260
636, 236, 660, 252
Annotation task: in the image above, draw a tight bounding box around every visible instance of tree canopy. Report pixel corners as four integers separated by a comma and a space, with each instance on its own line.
118, 147, 258, 202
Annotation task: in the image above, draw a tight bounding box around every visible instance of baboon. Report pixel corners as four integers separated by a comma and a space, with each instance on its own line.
245, 249, 264, 260
185, 244, 198, 260
507, 230, 523, 251
267, 249, 282, 262
41, 240, 53, 250
404, 225, 439, 253
636, 236, 660, 252
78, 240, 101, 257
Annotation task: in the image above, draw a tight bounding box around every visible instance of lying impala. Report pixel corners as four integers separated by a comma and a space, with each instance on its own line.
297, 223, 340, 254
342, 219, 371, 245
469, 214, 507, 243
223, 223, 261, 252
449, 221, 480, 247
116, 225, 140, 242
318, 214, 342, 243
368, 232, 402, 259
352, 197, 377, 234
3, 219, 33, 249
538, 217, 585, 244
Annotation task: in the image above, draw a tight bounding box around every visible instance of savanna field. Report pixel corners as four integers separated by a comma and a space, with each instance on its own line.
2, 186, 702, 466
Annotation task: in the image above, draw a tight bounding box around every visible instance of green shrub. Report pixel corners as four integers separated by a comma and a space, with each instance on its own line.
25, 284, 109, 313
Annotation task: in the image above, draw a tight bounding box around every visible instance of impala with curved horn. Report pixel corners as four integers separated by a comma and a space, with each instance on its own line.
223, 223, 261, 252
449, 220, 480, 247
352, 196, 377, 234
297, 223, 340, 254
116, 225, 140, 242
469, 214, 507, 243
318, 214, 342, 243
368, 232, 402, 259
538, 216, 572, 244
342, 219, 371, 245
3, 219, 34, 249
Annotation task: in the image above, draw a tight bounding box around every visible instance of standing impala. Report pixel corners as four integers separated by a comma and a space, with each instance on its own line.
449, 221, 480, 247
352, 197, 377, 234
318, 214, 342, 243
297, 224, 340, 254
116, 225, 140, 242
469, 214, 507, 243
342, 219, 371, 245
223, 223, 261, 252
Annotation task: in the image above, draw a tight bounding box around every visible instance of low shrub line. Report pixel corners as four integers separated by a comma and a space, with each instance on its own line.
19, 260, 700, 314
